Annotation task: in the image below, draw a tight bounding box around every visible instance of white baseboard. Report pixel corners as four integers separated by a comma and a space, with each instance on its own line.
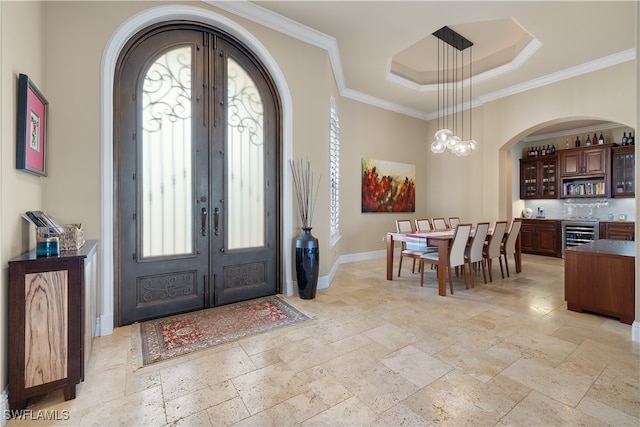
632, 320, 640, 342
1, 386, 8, 426
290, 248, 388, 297
99, 313, 114, 337
338, 248, 387, 264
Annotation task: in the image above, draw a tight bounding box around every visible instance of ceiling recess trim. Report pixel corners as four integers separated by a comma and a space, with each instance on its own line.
207, 0, 635, 121
387, 37, 543, 93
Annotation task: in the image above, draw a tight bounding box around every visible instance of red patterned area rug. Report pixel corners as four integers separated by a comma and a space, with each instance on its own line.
131, 296, 311, 368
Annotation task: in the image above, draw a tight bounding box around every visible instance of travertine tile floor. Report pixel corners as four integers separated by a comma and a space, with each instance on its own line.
7, 254, 640, 426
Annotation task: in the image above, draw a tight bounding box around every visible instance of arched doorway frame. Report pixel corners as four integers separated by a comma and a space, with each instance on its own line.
498, 117, 633, 220
99, 4, 294, 336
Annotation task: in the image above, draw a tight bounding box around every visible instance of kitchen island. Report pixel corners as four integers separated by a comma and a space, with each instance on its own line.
564, 239, 635, 324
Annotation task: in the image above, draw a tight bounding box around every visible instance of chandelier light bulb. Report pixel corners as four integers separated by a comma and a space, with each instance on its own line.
468, 139, 477, 151
434, 128, 453, 145
454, 141, 471, 156
431, 140, 446, 153
446, 135, 461, 150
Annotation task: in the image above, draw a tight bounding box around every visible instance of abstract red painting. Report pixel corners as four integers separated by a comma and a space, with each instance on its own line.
362, 158, 415, 213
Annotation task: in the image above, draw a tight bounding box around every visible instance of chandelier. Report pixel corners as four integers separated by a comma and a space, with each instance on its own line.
430, 26, 477, 156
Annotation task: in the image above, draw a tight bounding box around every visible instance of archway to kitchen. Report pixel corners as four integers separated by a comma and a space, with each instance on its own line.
492, 113, 635, 218
497, 116, 638, 338
499, 117, 634, 221
99, 4, 294, 335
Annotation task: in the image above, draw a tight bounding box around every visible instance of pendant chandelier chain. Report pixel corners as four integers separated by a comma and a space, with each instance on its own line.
437, 37, 441, 131
430, 26, 476, 156
461, 46, 464, 140
469, 46, 473, 141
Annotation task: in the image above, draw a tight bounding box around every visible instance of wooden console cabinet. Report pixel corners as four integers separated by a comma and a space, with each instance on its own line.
8, 241, 98, 410
520, 219, 562, 257
564, 239, 634, 324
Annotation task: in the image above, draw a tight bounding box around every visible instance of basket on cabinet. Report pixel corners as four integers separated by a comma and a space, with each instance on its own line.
36, 224, 85, 251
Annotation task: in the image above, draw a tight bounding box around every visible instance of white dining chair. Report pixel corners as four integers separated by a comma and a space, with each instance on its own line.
398, 234, 438, 277
396, 219, 416, 276
414, 218, 439, 270
419, 223, 472, 293
464, 222, 489, 287
501, 219, 522, 277
414, 218, 433, 232
431, 218, 448, 230
395, 219, 413, 234
448, 217, 461, 229
483, 221, 508, 282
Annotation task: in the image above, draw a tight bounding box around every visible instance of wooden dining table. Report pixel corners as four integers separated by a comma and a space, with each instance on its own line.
386, 228, 521, 296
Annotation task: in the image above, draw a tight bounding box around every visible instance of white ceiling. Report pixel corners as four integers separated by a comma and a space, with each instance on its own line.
212, 1, 636, 133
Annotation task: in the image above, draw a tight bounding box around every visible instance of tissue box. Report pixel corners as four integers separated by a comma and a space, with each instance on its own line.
36, 224, 85, 252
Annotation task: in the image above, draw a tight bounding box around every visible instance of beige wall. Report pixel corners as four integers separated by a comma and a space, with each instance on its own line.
425, 105, 487, 222
0, 0, 637, 400
1, 0, 47, 398
339, 98, 429, 255
41, 0, 146, 236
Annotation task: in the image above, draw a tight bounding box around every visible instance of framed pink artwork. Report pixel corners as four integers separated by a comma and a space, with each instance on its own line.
16, 73, 48, 176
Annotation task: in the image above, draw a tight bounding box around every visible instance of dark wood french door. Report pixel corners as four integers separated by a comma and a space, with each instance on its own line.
115, 24, 280, 325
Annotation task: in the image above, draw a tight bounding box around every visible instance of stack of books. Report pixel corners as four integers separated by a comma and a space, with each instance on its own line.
23, 211, 65, 233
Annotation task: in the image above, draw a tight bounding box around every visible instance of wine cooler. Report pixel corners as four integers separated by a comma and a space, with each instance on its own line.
562, 221, 599, 255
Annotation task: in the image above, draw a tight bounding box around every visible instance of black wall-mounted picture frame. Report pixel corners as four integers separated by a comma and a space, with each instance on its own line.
16, 73, 48, 176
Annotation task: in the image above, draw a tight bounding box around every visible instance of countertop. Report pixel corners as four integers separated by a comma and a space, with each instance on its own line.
9, 240, 98, 263
522, 217, 634, 223
564, 239, 635, 257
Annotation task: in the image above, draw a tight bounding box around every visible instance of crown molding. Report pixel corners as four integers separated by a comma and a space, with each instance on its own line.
341, 88, 429, 120
207, 1, 429, 119
207, 1, 635, 121
207, 1, 345, 89
480, 49, 636, 104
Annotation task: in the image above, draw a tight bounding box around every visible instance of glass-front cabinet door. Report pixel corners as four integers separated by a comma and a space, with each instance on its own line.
612, 146, 634, 197
520, 159, 538, 198
539, 157, 557, 198
520, 156, 557, 199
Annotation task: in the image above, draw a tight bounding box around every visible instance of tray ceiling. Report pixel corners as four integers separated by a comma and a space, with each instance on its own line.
211, 1, 636, 132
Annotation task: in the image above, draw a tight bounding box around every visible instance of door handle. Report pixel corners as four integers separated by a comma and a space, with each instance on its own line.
214, 207, 220, 236
201, 207, 207, 236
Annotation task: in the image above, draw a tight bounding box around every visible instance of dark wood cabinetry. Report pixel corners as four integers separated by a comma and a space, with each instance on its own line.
559, 146, 608, 176
521, 219, 562, 257
611, 146, 635, 197
558, 145, 611, 198
519, 156, 558, 199
599, 221, 634, 241
565, 239, 635, 324
8, 241, 98, 410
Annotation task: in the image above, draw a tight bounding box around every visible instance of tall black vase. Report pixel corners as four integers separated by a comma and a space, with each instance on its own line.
295, 227, 319, 299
